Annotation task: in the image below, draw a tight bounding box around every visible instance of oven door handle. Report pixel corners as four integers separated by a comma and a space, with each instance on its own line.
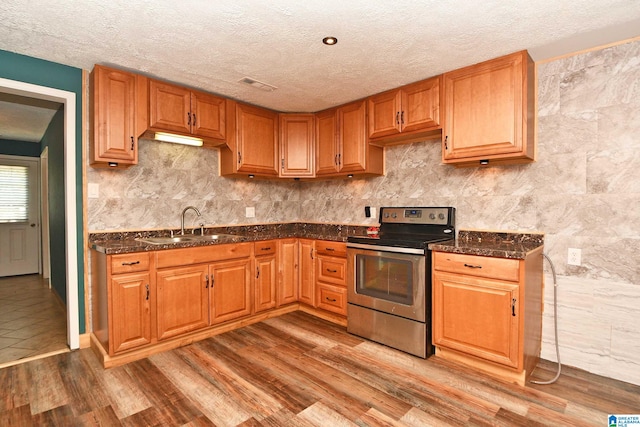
346, 242, 425, 255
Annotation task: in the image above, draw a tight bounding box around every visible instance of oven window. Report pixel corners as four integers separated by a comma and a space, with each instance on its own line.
355, 254, 413, 305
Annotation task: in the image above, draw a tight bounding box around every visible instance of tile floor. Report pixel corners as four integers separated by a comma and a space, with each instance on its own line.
0, 274, 67, 365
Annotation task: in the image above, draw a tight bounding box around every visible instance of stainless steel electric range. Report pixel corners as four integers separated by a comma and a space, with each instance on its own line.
346, 207, 455, 358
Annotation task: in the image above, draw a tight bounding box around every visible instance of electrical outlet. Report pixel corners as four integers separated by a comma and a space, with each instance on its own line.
245, 207, 255, 218
568, 248, 582, 266
88, 183, 99, 198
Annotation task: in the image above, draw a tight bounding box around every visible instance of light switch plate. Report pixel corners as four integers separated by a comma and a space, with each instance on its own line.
88, 183, 99, 198
245, 207, 255, 218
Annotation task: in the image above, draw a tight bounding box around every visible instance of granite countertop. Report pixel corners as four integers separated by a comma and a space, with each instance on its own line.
428, 230, 544, 260
90, 222, 369, 255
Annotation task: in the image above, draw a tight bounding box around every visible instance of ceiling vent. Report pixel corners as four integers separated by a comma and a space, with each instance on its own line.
239, 77, 277, 92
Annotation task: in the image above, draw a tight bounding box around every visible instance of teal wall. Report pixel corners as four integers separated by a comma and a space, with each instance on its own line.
0, 139, 41, 157
40, 107, 67, 302
0, 49, 85, 333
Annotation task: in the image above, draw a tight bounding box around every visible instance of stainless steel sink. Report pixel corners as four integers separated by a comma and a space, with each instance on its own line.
135, 234, 239, 245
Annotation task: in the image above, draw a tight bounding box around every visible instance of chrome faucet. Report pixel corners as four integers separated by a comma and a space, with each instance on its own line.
180, 206, 201, 235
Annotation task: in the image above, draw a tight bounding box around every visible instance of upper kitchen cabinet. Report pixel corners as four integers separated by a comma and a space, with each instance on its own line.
442, 50, 535, 167
368, 76, 442, 145
316, 101, 384, 178
90, 65, 145, 168
147, 79, 226, 147
219, 101, 279, 178
279, 114, 315, 178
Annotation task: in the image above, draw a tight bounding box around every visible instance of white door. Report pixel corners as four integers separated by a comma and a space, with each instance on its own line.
0, 155, 40, 277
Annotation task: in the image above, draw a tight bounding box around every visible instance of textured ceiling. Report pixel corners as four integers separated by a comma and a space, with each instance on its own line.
0, 0, 639, 142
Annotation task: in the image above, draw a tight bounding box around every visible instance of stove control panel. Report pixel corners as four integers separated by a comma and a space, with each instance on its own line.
380, 207, 454, 226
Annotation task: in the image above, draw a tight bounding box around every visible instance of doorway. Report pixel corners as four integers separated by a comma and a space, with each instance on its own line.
0, 77, 80, 356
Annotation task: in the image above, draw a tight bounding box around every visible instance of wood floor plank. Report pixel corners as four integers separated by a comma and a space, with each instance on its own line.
149, 350, 255, 426
1, 311, 639, 426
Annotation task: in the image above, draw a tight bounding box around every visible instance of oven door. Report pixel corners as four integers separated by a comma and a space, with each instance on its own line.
347, 244, 426, 322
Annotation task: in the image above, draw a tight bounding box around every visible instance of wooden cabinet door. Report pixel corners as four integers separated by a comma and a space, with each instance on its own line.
148, 80, 192, 134
192, 91, 226, 140
90, 65, 137, 166
110, 272, 151, 353
433, 271, 521, 369
156, 265, 209, 340
401, 77, 440, 133
236, 103, 278, 176
298, 239, 315, 306
210, 257, 252, 324
368, 89, 402, 139
278, 238, 299, 305
443, 51, 533, 164
337, 100, 368, 173
279, 114, 315, 178
255, 254, 277, 313
315, 108, 339, 176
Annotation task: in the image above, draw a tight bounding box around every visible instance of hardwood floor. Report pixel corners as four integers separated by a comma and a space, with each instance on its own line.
0, 274, 67, 365
1, 311, 639, 426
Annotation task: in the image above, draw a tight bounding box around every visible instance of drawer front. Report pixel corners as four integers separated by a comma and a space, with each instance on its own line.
316, 240, 347, 258
433, 251, 520, 282
254, 240, 277, 256
110, 252, 150, 274
317, 255, 346, 286
316, 283, 347, 315
156, 242, 253, 269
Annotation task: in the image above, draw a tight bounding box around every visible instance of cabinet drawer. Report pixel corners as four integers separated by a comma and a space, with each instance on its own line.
255, 240, 277, 256
433, 251, 520, 282
316, 240, 346, 257
110, 252, 150, 274
316, 255, 346, 286
316, 283, 347, 315
156, 243, 253, 269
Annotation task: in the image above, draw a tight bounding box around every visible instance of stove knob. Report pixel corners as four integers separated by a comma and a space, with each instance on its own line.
429, 213, 436, 220
438, 213, 445, 220
392, 213, 397, 218
384, 213, 389, 218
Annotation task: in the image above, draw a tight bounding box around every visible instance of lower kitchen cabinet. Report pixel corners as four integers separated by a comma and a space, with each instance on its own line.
210, 257, 253, 324
315, 241, 347, 316
298, 239, 316, 306
91, 251, 153, 356
254, 240, 278, 313
278, 238, 299, 305
156, 265, 209, 340
432, 248, 543, 385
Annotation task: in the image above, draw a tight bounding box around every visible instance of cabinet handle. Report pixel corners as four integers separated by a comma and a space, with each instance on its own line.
187, 112, 191, 125
463, 263, 482, 269
121, 261, 140, 266
261, 247, 272, 251
256, 266, 260, 279
310, 248, 314, 260
130, 136, 134, 151
334, 154, 338, 166
396, 111, 400, 125
444, 135, 448, 150
192, 113, 196, 126
400, 111, 404, 125
338, 153, 341, 165
145, 284, 149, 301
326, 268, 337, 273
205, 274, 209, 288
238, 152, 242, 164
326, 297, 337, 302
325, 247, 335, 252
512, 298, 517, 316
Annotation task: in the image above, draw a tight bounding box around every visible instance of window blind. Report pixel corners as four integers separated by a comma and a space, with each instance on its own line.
0, 165, 29, 223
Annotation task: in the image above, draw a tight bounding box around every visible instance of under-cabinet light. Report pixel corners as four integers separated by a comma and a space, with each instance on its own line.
154, 132, 204, 147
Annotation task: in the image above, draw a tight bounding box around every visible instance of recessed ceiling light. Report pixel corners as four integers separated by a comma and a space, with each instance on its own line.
322, 36, 338, 46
